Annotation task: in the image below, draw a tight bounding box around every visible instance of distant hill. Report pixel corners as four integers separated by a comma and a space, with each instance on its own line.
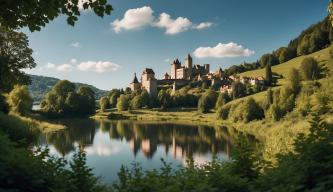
28, 74, 108, 102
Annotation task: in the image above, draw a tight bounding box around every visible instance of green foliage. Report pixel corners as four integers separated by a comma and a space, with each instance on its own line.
41, 80, 96, 117
287, 68, 302, 94
157, 89, 172, 109
300, 57, 321, 80
0, 27, 35, 93
117, 94, 130, 111
70, 150, 106, 192
260, 53, 279, 68
0, 0, 113, 31
7, 85, 33, 115
29, 74, 107, 102
130, 95, 143, 109
232, 81, 246, 99
229, 98, 264, 123
215, 92, 231, 109
197, 95, 210, 113
274, 47, 296, 63
258, 114, 333, 191
99, 97, 109, 112
265, 63, 273, 85
109, 89, 121, 107
265, 88, 273, 109
216, 105, 231, 120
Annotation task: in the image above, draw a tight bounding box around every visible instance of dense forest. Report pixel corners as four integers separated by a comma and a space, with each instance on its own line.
224, 16, 333, 75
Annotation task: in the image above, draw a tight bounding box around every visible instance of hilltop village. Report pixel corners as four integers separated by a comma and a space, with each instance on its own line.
129, 54, 266, 95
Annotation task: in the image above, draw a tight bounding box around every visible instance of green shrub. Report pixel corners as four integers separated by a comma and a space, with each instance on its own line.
7, 85, 33, 115
216, 105, 231, 120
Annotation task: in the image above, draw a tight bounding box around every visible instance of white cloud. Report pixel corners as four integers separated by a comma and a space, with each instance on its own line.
154, 13, 192, 35
71, 42, 81, 48
111, 6, 213, 35
70, 58, 77, 64
195, 22, 213, 30
46, 63, 56, 69
57, 64, 73, 72
77, 61, 120, 73
193, 42, 255, 58
111, 6, 154, 33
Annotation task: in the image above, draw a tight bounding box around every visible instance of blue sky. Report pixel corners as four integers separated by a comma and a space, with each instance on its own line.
24, 0, 329, 90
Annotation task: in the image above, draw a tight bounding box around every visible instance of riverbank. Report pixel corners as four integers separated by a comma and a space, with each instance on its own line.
12, 112, 66, 133
93, 107, 333, 163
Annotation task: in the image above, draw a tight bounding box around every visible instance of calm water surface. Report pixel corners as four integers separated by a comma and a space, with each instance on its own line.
38, 119, 253, 183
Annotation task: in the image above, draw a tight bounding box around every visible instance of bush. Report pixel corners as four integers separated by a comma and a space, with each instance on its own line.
216, 105, 231, 120
300, 57, 321, 80
7, 85, 33, 115
198, 95, 210, 113
229, 98, 264, 123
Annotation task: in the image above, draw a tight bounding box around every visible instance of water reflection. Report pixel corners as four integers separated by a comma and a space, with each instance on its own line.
39, 119, 255, 183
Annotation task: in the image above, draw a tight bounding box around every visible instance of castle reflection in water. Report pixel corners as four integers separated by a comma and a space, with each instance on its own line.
40, 119, 255, 161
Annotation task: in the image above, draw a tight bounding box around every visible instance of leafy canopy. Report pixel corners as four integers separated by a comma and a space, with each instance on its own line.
0, 0, 113, 31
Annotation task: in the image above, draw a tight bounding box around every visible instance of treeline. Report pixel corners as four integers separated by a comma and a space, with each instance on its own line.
225, 17, 333, 75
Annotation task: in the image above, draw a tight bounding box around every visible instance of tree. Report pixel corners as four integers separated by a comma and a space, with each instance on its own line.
215, 92, 231, 109
0, 27, 36, 93
204, 88, 218, 110
288, 68, 301, 94
140, 90, 150, 108
109, 89, 121, 107
197, 95, 210, 113
232, 81, 246, 99
297, 34, 311, 55
157, 89, 172, 109
0, 0, 113, 31
7, 85, 33, 115
260, 53, 278, 68
300, 57, 321, 80
274, 47, 296, 63
265, 63, 273, 86
130, 95, 142, 109
117, 94, 130, 111
265, 88, 273, 109
77, 86, 96, 115
99, 97, 109, 112
41, 80, 95, 117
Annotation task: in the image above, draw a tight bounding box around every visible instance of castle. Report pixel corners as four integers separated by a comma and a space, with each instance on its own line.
130, 54, 210, 95
129, 53, 265, 96
169, 54, 210, 80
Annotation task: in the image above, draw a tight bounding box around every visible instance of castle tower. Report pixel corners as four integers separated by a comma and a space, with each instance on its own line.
184, 54, 193, 79
170, 59, 181, 79
129, 73, 141, 91
141, 68, 157, 96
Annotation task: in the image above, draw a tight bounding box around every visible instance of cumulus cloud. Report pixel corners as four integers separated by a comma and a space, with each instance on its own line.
193, 42, 255, 58
195, 22, 213, 30
111, 6, 154, 33
77, 61, 120, 73
57, 64, 73, 72
111, 6, 213, 35
154, 13, 192, 35
71, 42, 81, 48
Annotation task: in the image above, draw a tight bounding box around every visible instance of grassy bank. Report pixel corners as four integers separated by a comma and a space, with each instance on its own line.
11, 112, 66, 133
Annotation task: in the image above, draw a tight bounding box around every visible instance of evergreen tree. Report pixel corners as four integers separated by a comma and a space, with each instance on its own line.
265, 63, 273, 86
